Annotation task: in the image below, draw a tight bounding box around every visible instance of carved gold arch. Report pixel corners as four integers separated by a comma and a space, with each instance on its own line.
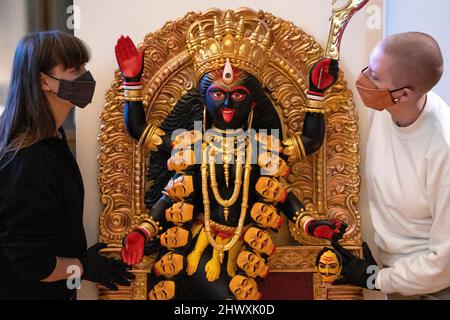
98, 7, 362, 300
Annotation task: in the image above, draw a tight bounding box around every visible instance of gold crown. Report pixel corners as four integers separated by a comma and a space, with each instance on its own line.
186, 10, 273, 81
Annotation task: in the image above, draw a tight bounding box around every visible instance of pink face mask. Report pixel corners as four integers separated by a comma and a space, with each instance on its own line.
356, 67, 407, 111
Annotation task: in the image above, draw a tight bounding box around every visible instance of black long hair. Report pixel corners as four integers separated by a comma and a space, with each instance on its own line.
0, 31, 90, 168
144, 71, 282, 209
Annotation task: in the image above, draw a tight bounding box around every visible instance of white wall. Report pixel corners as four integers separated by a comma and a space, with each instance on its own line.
74, 0, 383, 299
385, 0, 450, 103
0, 0, 27, 112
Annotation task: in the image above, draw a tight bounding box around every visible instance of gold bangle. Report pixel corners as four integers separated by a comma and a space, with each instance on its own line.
140, 217, 162, 238
304, 108, 327, 114
306, 99, 324, 110
283, 134, 306, 163
293, 209, 313, 231
124, 97, 143, 102
124, 89, 143, 100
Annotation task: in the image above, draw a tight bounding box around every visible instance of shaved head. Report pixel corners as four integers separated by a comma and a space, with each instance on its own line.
374, 32, 444, 95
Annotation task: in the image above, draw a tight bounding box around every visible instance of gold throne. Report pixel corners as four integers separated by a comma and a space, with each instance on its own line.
98, 8, 362, 300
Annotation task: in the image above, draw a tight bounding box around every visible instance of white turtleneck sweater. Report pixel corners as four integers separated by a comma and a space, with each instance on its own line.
366, 92, 450, 296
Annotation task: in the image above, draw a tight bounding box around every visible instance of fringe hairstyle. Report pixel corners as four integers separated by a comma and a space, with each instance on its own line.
0, 31, 90, 168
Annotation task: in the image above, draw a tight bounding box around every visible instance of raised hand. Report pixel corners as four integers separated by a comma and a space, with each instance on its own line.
308, 58, 340, 97
115, 36, 145, 81
121, 231, 145, 266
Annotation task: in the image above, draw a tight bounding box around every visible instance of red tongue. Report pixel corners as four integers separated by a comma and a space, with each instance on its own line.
221, 108, 235, 123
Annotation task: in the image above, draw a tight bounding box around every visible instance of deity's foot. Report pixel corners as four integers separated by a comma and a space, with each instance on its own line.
227, 261, 237, 277
187, 250, 202, 276
227, 240, 243, 277
205, 258, 221, 282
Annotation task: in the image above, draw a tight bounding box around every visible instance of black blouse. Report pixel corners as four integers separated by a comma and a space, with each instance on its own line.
0, 129, 87, 300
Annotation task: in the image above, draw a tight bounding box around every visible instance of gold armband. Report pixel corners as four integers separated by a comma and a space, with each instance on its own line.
138, 124, 165, 152
124, 89, 143, 101
304, 99, 327, 114
293, 209, 313, 232
282, 134, 307, 164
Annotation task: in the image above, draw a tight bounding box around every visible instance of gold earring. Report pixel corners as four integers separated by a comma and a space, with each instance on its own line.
203, 106, 207, 134
247, 109, 254, 131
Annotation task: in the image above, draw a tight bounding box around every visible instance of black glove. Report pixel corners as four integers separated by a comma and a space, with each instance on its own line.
80, 243, 135, 291
332, 242, 379, 289
308, 58, 340, 96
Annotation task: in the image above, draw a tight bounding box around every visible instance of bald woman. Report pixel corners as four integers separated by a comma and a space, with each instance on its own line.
332, 32, 450, 300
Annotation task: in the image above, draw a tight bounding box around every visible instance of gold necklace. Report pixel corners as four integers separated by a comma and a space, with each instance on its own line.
205, 130, 245, 189
209, 148, 243, 222
202, 139, 252, 264
211, 126, 244, 135
202, 110, 253, 264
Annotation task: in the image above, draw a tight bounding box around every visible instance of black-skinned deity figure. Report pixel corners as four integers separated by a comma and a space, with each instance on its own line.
115, 12, 347, 300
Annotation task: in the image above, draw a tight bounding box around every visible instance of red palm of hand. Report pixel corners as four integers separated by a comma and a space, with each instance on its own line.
115, 36, 145, 79
121, 231, 145, 266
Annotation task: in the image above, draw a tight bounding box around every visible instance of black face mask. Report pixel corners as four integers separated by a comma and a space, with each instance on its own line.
47, 71, 96, 108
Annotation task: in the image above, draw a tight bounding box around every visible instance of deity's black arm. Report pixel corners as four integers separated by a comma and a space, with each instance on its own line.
124, 100, 147, 141
301, 112, 325, 156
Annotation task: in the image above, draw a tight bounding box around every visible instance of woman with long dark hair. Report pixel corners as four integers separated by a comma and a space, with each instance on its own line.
0, 31, 133, 300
